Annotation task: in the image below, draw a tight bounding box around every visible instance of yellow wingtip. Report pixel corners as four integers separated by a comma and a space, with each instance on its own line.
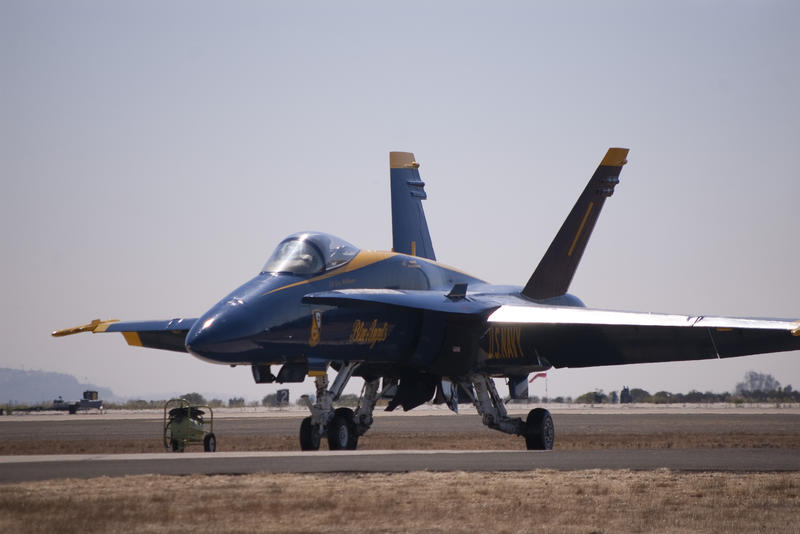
51, 319, 119, 337
600, 147, 629, 167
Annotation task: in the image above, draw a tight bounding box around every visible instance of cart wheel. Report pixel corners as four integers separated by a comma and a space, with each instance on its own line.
164, 422, 173, 451
204, 433, 217, 452
170, 439, 184, 452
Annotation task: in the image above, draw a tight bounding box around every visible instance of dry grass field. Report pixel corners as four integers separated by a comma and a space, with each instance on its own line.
1, 470, 799, 533
2, 411, 797, 532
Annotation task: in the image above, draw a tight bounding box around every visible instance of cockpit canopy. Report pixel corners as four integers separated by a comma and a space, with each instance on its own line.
261, 232, 359, 276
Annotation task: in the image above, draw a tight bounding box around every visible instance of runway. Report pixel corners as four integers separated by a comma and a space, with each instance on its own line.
2, 408, 798, 482
4, 409, 800, 441
2, 448, 799, 483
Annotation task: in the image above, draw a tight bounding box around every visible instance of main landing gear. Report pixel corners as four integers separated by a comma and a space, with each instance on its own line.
299, 362, 380, 451
295, 366, 554, 451
469, 374, 554, 450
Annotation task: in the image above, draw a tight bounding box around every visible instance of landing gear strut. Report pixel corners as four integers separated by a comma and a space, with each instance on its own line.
468, 374, 554, 450
299, 363, 380, 451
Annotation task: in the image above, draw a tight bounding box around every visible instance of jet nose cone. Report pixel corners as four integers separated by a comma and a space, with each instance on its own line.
185, 316, 221, 357
185, 297, 261, 361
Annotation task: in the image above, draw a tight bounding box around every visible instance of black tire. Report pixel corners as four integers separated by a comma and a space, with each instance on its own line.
203, 433, 216, 452
524, 408, 555, 450
300, 416, 321, 451
164, 422, 173, 451
334, 407, 356, 424
327, 408, 358, 450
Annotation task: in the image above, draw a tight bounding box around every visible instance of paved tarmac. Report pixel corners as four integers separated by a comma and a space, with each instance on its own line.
2, 409, 798, 482
3, 412, 800, 441
1, 448, 798, 483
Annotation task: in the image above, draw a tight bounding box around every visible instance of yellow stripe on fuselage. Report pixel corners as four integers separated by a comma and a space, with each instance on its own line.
263, 250, 483, 297
410, 254, 482, 281
264, 251, 397, 296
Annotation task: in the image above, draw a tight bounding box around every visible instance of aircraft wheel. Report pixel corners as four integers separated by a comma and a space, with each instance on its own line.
327, 408, 358, 450
524, 408, 554, 450
203, 432, 217, 452
300, 416, 321, 451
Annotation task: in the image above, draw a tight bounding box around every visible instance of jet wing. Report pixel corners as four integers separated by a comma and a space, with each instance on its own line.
488, 305, 800, 367
52, 318, 197, 353
303, 288, 499, 315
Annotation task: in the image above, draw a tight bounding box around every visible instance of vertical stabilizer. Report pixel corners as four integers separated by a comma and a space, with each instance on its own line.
522, 148, 629, 300
390, 152, 436, 260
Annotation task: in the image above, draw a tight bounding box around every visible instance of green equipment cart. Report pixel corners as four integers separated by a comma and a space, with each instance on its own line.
163, 398, 216, 452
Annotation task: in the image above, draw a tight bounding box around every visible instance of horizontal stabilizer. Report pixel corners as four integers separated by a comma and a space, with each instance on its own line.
522, 148, 628, 300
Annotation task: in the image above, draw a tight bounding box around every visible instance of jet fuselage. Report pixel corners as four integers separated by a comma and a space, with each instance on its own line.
186, 248, 483, 367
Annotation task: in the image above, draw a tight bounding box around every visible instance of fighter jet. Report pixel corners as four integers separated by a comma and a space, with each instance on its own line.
53, 149, 800, 451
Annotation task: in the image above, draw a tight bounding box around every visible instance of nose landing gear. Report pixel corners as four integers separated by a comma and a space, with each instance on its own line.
298, 363, 380, 451
327, 407, 359, 450
299, 415, 322, 450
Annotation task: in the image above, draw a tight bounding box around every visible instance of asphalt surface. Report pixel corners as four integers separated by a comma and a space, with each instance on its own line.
4, 412, 800, 441
1, 449, 798, 482
2, 410, 798, 482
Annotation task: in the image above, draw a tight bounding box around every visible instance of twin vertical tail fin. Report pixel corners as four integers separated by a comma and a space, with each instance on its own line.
390, 152, 436, 260
522, 148, 629, 300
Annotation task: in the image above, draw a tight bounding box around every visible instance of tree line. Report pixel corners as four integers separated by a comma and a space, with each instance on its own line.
4, 371, 796, 413
571, 371, 797, 405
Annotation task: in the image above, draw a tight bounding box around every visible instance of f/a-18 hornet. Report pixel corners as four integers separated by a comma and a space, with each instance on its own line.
54, 148, 800, 451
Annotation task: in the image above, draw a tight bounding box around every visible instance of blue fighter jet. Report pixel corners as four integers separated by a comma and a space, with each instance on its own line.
53, 149, 800, 451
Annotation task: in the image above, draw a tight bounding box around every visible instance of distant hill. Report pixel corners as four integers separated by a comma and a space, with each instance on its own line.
0, 368, 116, 405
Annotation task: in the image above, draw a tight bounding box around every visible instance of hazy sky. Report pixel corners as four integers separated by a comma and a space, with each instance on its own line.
3, 1, 799, 402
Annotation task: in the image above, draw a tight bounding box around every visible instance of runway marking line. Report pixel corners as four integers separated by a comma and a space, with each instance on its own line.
0, 450, 524, 464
